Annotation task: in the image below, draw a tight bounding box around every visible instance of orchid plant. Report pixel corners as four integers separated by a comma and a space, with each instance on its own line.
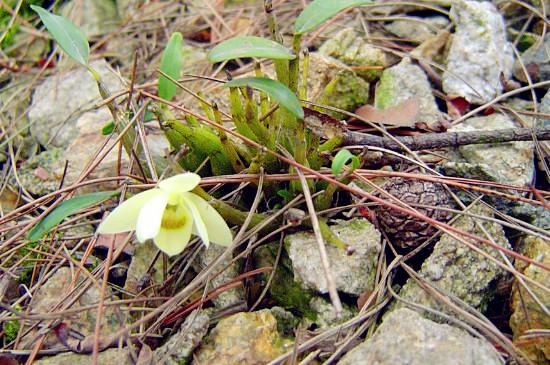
97, 173, 233, 256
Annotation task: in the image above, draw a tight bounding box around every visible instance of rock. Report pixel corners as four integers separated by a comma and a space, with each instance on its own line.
61, 0, 120, 37
253, 242, 316, 319
193, 310, 293, 365
541, 89, 550, 126
193, 244, 244, 309
510, 203, 550, 231
385, 16, 449, 43
286, 218, 381, 296
513, 34, 550, 83
309, 296, 357, 329
269, 307, 299, 336
319, 28, 387, 81
124, 241, 164, 295
510, 236, 550, 364
393, 204, 511, 320
445, 113, 534, 187
154, 310, 210, 365
19, 267, 123, 350
12, 148, 63, 196
28, 59, 125, 148
32, 348, 131, 365
58, 115, 170, 188
337, 308, 502, 365
442, 0, 513, 103
374, 57, 443, 126
117, 0, 146, 19
304, 53, 369, 118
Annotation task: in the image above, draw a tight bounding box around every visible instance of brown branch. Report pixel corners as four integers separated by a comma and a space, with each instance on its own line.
343, 127, 550, 151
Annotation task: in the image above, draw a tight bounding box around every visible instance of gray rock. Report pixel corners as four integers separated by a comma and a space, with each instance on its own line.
337, 308, 502, 365
154, 310, 210, 365
14, 148, 63, 196
513, 34, 550, 83
286, 218, 381, 296
394, 204, 511, 320
61, 0, 119, 37
28, 59, 125, 148
32, 348, 131, 365
124, 241, 164, 295
20, 267, 123, 350
442, 0, 513, 103
540, 89, 550, 127
269, 307, 299, 336
309, 296, 357, 329
385, 16, 449, 43
375, 57, 443, 126
303, 53, 369, 118
58, 114, 169, 188
193, 244, 244, 309
193, 309, 293, 365
446, 113, 534, 187
319, 28, 387, 81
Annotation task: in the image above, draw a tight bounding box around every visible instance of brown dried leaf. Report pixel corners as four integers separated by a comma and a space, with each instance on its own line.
355, 98, 420, 127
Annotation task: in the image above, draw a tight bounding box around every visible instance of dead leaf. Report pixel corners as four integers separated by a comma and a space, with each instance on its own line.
34, 166, 50, 181
94, 232, 134, 255
355, 98, 420, 127
446, 96, 470, 118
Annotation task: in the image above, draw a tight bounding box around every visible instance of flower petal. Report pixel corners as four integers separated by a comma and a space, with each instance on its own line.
182, 192, 233, 246
159, 172, 201, 193
136, 191, 168, 242
154, 223, 193, 256
181, 194, 209, 247
97, 189, 162, 234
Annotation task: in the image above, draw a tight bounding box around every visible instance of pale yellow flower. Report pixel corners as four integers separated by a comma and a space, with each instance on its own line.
97, 173, 232, 256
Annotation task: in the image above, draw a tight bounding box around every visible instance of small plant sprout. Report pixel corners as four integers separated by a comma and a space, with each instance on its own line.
97, 173, 233, 256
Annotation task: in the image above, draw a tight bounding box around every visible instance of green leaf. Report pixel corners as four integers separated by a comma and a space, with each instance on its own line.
159, 32, 183, 101
208, 36, 295, 63
31, 5, 89, 65
331, 149, 359, 175
294, 0, 373, 35
101, 121, 115, 135
224, 77, 304, 119
28, 191, 119, 241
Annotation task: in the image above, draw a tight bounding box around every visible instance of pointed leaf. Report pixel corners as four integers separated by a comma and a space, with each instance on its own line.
28, 191, 119, 241
208, 36, 295, 63
159, 32, 184, 101
31, 5, 89, 65
224, 77, 304, 119
294, 0, 373, 35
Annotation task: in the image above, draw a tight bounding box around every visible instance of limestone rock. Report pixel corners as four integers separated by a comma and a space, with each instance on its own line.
19, 268, 123, 350
338, 308, 502, 365
513, 34, 550, 83
319, 28, 387, 81
385, 16, 449, 43
309, 296, 357, 329
192, 244, 244, 309
442, 0, 514, 103
510, 236, 550, 364
154, 310, 210, 365
61, 0, 120, 37
32, 348, 130, 365
375, 58, 443, 126
446, 113, 534, 187
193, 310, 293, 365
28, 59, 125, 148
393, 204, 511, 320
286, 218, 381, 296
13, 148, 63, 196
124, 241, 164, 295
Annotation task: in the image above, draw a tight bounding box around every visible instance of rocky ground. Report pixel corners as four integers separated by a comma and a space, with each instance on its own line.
1, 0, 549, 364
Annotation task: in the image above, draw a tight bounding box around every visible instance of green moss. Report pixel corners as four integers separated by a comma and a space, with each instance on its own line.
319, 71, 369, 119
374, 71, 395, 110
3, 305, 21, 344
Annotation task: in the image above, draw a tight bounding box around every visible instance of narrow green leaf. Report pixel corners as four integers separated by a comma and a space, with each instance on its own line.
224, 77, 304, 119
331, 149, 359, 175
208, 36, 295, 63
159, 32, 184, 101
28, 191, 119, 241
294, 0, 373, 35
31, 5, 89, 65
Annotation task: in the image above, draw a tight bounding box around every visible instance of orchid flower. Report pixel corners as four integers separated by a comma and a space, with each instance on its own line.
97, 173, 232, 256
